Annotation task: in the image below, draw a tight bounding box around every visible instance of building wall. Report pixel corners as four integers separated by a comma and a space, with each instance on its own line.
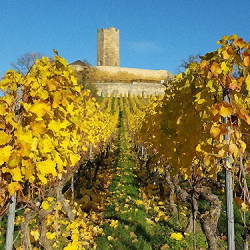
97, 27, 120, 67
70, 64, 89, 71
95, 82, 166, 97
95, 66, 173, 81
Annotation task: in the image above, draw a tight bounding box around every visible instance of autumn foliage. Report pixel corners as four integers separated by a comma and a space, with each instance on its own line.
127, 34, 250, 249
0, 54, 118, 249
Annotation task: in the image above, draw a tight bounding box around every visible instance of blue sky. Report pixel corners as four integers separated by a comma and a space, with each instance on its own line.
0, 0, 250, 76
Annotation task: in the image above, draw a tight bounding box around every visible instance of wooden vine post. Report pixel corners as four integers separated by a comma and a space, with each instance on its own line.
223, 87, 235, 250
5, 85, 23, 250
5, 193, 17, 250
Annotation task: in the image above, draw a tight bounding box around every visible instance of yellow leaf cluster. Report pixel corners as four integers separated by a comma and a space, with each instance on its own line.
41, 201, 51, 210
129, 35, 250, 188
0, 53, 120, 195
110, 220, 119, 229
170, 232, 183, 241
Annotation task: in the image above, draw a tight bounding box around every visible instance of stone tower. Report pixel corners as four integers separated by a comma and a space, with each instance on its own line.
97, 27, 120, 67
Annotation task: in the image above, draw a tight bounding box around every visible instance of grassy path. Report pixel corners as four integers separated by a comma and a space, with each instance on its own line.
95, 110, 210, 250
96, 111, 159, 250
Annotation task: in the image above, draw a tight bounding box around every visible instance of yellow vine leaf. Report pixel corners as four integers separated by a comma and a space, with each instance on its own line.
211, 105, 219, 117
107, 236, 114, 241
54, 153, 64, 171
2, 167, 23, 181
217, 35, 230, 44
21, 159, 35, 182
0, 145, 12, 165
12, 167, 23, 181
37, 173, 47, 184
243, 55, 250, 66
41, 200, 51, 210
0, 131, 12, 145
211, 102, 233, 118
61, 137, 70, 150
15, 128, 33, 146
222, 49, 231, 59
200, 60, 209, 69
221, 62, 230, 74
5, 112, 17, 128
218, 148, 226, 158
195, 92, 206, 105
175, 73, 184, 80
240, 140, 247, 153
228, 77, 240, 90
219, 104, 233, 117
228, 143, 238, 157
135, 200, 144, 205
170, 232, 183, 241
241, 202, 249, 212
246, 75, 250, 92
60, 119, 71, 129
158, 210, 168, 220
210, 124, 221, 138
61, 97, 69, 107
37, 159, 57, 176
30, 120, 48, 135
8, 154, 19, 167
46, 232, 56, 240
69, 153, 80, 166
48, 120, 61, 133
66, 103, 75, 116
30, 137, 38, 151
110, 220, 119, 229
55, 56, 68, 68
8, 182, 22, 196
207, 80, 216, 92
0, 104, 5, 116
204, 155, 211, 166
74, 86, 81, 93
3, 94, 15, 106
233, 38, 246, 49
29, 100, 51, 118
29, 78, 39, 90
160, 244, 170, 250
46, 79, 57, 91
195, 144, 203, 152
39, 138, 54, 154
52, 91, 62, 108
30, 230, 40, 241
234, 196, 248, 211
211, 62, 222, 76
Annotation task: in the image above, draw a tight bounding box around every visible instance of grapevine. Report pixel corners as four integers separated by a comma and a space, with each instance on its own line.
0, 53, 119, 249
129, 35, 250, 249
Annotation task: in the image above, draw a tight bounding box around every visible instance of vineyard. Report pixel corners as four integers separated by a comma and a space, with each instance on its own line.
1, 35, 250, 250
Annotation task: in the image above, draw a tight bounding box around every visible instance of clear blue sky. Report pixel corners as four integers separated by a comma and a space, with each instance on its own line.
0, 0, 250, 76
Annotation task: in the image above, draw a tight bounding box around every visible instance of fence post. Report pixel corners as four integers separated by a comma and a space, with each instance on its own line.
5, 193, 17, 250
5, 85, 23, 249
223, 87, 235, 250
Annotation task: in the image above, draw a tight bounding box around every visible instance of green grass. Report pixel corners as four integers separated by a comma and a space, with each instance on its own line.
215, 189, 250, 250
0, 207, 24, 249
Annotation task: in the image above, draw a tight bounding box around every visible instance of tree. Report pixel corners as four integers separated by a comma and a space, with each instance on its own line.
11, 52, 43, 75
177, 54, 201, 72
